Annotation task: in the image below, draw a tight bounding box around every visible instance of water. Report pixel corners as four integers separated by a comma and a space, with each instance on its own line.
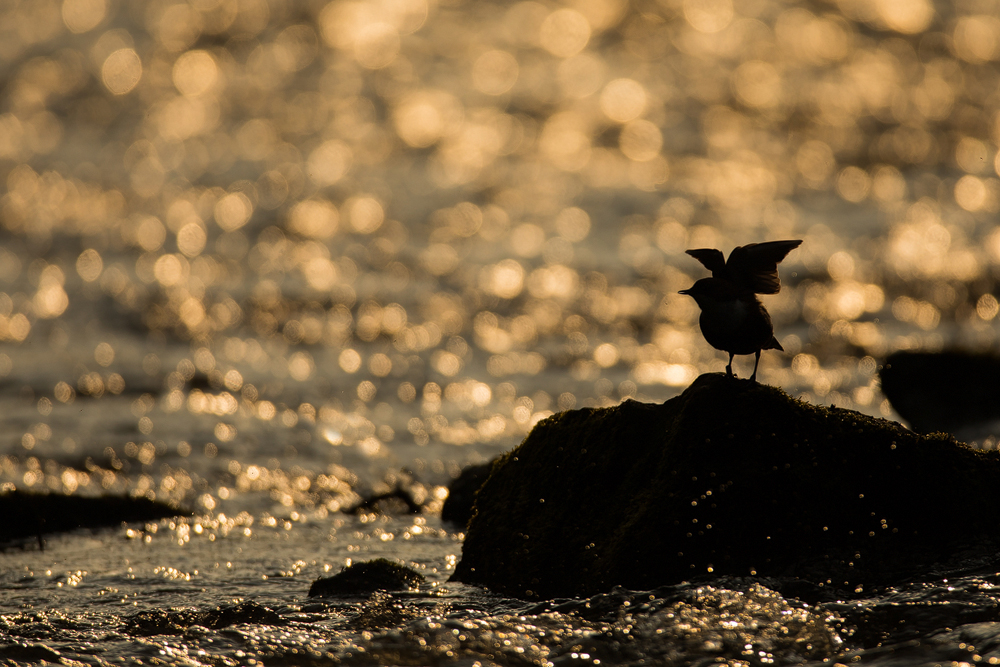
3, 0, 1000, 663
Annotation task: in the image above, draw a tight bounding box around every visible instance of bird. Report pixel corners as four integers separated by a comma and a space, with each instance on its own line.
679, 240, 802, 382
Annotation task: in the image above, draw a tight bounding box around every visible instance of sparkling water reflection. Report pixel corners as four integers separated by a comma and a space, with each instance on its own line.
2, 0, 1000, 663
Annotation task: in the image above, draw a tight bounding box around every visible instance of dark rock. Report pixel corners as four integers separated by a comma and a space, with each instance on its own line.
880, 350, 1000, 434
0, 491, 189, 546
309, 558, 425, 596
451, 373, 1000, 599
440, 461, 495, 527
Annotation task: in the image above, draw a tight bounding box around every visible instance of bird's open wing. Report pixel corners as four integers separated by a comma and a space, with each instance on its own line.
726, 240, 802, 294
685, 248, 727, 276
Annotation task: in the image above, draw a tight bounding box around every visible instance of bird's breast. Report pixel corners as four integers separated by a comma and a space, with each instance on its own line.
698, 296, 773, 354
701, 297, 749, 327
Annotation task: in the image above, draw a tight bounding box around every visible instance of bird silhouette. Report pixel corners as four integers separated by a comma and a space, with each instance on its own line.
680, 240, 802, 382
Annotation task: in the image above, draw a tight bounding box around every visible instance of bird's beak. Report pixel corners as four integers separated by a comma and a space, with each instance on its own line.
678, 288, 691, 295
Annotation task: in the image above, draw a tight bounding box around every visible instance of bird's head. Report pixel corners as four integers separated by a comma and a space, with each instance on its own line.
679, 277, 735, 307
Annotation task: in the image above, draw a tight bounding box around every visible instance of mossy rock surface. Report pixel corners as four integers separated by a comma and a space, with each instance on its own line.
309, 558, 425, 596
127, 601, 282, 635
451, 373, 1000, 599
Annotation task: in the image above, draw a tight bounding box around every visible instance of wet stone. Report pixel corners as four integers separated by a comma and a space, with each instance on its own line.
126, 601, 282, 636
309, 558, 425, 597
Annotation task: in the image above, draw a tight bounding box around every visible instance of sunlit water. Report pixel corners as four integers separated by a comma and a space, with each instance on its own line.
3, 0, 1000, 663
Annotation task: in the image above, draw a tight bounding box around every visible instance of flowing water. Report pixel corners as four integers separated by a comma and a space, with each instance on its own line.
3, 0, 1000, 664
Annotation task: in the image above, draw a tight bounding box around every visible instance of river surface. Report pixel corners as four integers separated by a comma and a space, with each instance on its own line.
3, 0, 1000, 664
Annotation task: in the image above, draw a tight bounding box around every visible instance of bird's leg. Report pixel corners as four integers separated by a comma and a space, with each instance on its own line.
750, 350, 761, 383
726, 352, 735, 378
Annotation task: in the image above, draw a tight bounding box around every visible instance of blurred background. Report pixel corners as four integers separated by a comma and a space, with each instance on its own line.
1, 0, 1000, 508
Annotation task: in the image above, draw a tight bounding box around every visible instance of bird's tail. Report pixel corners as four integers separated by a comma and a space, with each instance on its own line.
764, 336, 783, 351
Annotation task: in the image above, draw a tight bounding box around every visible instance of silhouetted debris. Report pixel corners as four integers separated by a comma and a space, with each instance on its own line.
0, 490, 189, 547
441, 461, 495, 528
127, 601, 282, 635
345, 485, 422, 515
452, 373, 1000, 599
880, 350, 1000, 434
186, 371, 214, 391
309, 558, 425, 597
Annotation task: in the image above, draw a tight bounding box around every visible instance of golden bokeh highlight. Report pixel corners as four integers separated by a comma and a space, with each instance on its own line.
539, 9, 591, 58
94, 342, 114, 366
76, 249, 103, 282
288, 200, 339, 239
683, 0, 733, 33
836, 167, 871, 203
953, 15, 1000, 64
619, 120, 663, 162
172, 51, 219, 97
177, 222, 208, 257
484, 260, 525, 299
33, 265, 68, 319
540, 112, 592, 172
954, 176, 989, 212
151, 3, 201, 52
154, 254, 186, 287
875, 0, 933, 34
554, 207, 591, 242
977, 294, 999, 321
472, 51, 520, 96
732, 61, 781, 109
346, 197, 384, 234
393, 91, 461, 148
136, 217, 166, 252
557, 53, 606, 98
307, 140, 352, 186
339, 349, 362, 374
796, 141, 836, 188
956, 137, 991, 174
600, 79, 647, 124
354, 23, 401, 69
273, 25, 320, 72
62, 0, 107, 34
101, 48, 142, 95
214, 193, 253, 232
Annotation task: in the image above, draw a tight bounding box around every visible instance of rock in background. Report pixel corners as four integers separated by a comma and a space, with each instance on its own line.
880, 350, 1000, 437
0, 491, 187, 547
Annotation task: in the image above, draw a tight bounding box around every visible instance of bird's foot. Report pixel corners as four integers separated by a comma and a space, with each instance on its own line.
725, 365, 734, 378
749, 351, 762, 383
